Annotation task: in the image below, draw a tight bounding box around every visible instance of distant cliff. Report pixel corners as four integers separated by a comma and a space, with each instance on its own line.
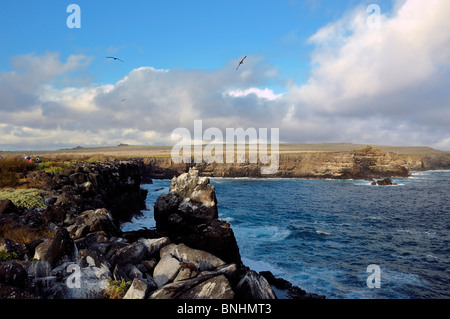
397, 153, 450, 171
138, 147, 416, 180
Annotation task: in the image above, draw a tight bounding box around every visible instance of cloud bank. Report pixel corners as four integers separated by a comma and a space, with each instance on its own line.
1, 0, 449, 150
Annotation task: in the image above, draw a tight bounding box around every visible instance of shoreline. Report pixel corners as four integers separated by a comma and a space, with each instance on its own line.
3, 143, 450, 181
0, 161, 323, 300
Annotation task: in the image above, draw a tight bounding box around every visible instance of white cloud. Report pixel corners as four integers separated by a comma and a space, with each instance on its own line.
300, 0, 450, 107
226, 88, 283, 101
1, 0, 449, 151
285, 0, 450, 149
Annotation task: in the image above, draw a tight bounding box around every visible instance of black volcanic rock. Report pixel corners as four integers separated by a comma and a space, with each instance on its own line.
0, 199, 18, 215
371, 178, 396, 186
0, 261, 28, 288
154, 168, 242, 266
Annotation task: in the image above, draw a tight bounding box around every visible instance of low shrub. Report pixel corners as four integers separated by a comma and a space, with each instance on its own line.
105, 277, 131, 299
0, 250, 19, 261
38, 161, 75, 174
0, 188, 46, 209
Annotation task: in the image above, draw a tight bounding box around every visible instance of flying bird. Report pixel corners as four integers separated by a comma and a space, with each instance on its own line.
106, 56, 124, 62
121, 99, 126, 102
236, 55, 247, 70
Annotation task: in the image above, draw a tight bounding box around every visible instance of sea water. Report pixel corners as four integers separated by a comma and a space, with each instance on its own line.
121, 170, 450, 299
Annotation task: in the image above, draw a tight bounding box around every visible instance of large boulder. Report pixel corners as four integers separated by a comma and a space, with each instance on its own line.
123, 278, 153, 299
154, 169, 241, 266
76, 208, 120, 236
160, 243, 225, 272
62, 265, 111, 299
151, 272, 235, 299
33, 228, 76, 267
235, 270, 277, 299
169, 168, 218, 210
0, 199, 18, 215
155, 168, 218, 229
0, 261, 28, 287
371, 178, 396, 186
153, 254, 183, 288
113, 241, 147, 266
178, 274, 234, 299
138, 237, 171, 257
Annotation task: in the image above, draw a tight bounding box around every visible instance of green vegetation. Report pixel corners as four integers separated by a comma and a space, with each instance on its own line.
38, 161, 75, 174
105, 277, 131, 299
0, 188, 46, 209
354, 145, 380, 152
0, 250, 19, 261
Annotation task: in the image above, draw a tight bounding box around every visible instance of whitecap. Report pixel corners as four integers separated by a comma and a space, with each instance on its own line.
221, 216, 235, 223
316, 230, 331, 236
425, 254, 440, 261
241, 257, 284, 276
233, 225, 291, 242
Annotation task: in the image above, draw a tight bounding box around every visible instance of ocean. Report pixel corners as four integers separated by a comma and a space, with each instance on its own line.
121, 170, 450, 299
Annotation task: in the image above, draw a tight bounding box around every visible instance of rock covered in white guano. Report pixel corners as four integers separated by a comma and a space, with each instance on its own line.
169, 168, 218, 209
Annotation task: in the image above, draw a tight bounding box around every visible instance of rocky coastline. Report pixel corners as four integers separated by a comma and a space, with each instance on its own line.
0, 161, 324, 299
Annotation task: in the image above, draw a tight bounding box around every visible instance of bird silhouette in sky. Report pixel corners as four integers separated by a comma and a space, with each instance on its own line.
236, 55, 247, 70
121, 99, 126, 102
106, 56, 124, 62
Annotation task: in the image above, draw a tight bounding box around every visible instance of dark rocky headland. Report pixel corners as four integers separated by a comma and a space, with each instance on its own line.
0, 161, 323, 299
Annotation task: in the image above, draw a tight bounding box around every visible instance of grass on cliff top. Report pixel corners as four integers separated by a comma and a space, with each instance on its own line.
0, 157, 36, 188
0, 188, 46, 209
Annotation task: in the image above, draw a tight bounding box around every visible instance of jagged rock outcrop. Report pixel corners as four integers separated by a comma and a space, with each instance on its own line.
371, 178, 396, 186
33, 228, 76, 267
154, 168, 242, 266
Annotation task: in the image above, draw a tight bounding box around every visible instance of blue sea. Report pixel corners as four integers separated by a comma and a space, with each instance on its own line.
121, 170, 450, 299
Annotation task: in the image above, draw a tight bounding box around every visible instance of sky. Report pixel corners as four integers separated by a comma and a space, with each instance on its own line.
0, 0, 449, 151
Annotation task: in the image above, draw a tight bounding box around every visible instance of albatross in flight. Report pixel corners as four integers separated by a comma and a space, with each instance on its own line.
236, 55, 247, 70
106, 56, 124, 62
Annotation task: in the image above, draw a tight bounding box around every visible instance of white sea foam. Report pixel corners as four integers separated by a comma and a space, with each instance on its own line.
234, 225, 291, 242
221, 216, 235, 223
121, 210, 156, 231
315, 229, 331, 236
241, 257, 284, 276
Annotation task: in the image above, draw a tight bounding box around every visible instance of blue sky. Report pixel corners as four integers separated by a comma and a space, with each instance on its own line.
1, 0, 393, 84
0, 0, 449, 150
